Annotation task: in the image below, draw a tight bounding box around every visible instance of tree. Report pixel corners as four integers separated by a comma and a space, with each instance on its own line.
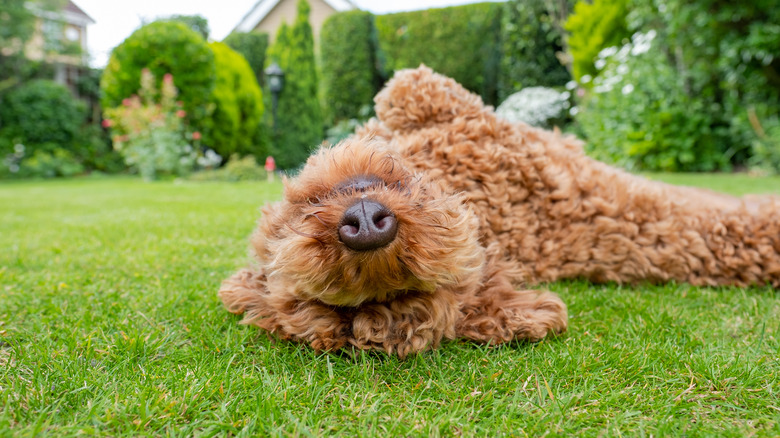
266, 0, 323, 170
100, 21, 215, 133
223, 31, 269, 86
163, 14, 210, 40
204, 42, 266, 159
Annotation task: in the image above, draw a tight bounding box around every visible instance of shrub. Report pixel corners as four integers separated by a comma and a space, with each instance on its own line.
0, 79, 86, 150
266, 0, 323, 170
375, 3, 503, 105
496, 87, 571, 129
104, 70, 199, 180
204, 42, 266, 159
188, 154, 268, 182
577, 32, 727, 172
564, 0, 630, 82
223, 31, 269, 86
100, 21, 215, 131
321, 10, 381, 124
499, 0, 573, 100
162, 14, 210, 40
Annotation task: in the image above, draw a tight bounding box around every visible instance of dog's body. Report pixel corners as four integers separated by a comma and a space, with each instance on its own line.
220, 66, 780, 357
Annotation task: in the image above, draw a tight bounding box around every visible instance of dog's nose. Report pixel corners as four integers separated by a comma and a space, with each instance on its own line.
339, 199, 398, 251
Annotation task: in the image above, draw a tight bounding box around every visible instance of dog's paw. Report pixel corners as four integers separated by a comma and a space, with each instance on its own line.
512, 291, 568, 341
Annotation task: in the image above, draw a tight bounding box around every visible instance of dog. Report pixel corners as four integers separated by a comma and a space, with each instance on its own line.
219, 66, 780, 358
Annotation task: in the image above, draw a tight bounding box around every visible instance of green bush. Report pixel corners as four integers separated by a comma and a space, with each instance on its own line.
204, 42, 266, 160
162, 14, 210, 40
577, 33, 727, 172
188, 154, 268, 182
375, 3, 503, 105
100, 21, 215, 131
0, 79, 85, 149
565, 0, 630, 82
266, 0, 323, 170
498, 0, 573, 100
223, 31, 269, 86
321, 10, 381, 124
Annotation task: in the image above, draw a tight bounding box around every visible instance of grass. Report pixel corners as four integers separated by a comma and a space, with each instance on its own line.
1, 173, 779, 436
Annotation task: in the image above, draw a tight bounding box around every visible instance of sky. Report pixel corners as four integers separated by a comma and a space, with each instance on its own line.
73, 0, 504, 68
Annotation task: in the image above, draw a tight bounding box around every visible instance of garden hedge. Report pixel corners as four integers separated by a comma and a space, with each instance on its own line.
375, 3, 502, 105
223, 31, 269, 86
320, 10, 381, 124
204, 42, 266, 160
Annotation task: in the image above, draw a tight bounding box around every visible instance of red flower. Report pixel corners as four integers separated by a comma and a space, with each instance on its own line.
163, 73, 173, 83
192, 131, 201, 140
102, 119, 113, 128
122, 98, 132, 107
176, 110, 186, 118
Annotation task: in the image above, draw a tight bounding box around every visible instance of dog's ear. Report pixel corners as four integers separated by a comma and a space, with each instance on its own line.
374, 65, 486, 131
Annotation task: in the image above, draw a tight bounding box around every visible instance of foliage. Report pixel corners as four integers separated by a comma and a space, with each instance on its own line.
0, 79, 86, 150
321, 10, 381, 124
103, 70, 199, 180
565, 0, 630, 82
325, 105, 372, 146
162, 14, 210, 40
188, 154, 268, 182
577, 32, 727, 172
266, 0, 323, 170
100, 21, 215, 132
496, 87, 571, 129
203, 42, 266, 160
376, 3, 503, 105
748, 111, 780, 173
574, 0, 780, 171
2, 176, 780, 435
222, 31, 269, 86
498, 0, 574, 100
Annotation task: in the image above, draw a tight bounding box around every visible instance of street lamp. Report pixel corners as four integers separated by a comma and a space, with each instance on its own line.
265, 62, 284, 128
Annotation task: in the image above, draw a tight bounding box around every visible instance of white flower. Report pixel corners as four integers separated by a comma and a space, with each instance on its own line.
581, 75, 592, 84
496, 87, 570, 127
622, 84, 635, 95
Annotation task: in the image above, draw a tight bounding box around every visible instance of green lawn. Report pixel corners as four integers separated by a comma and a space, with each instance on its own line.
1, 174, 779, 436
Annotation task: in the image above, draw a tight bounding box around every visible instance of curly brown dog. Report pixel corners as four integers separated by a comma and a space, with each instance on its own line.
220, 66, 780, 358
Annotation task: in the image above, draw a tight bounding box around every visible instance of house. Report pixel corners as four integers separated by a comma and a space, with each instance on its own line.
233, 0, 357, 44
25, 0, 95, 91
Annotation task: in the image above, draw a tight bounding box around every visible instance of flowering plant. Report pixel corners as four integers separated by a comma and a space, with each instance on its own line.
104, 70, 211, 180
496, 87, 571, 129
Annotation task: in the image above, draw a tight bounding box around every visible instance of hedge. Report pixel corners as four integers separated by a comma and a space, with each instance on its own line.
320, 10, 380, 124
204, 42, 266, 160
223, 31, 269, 86
375, 3, 502, 105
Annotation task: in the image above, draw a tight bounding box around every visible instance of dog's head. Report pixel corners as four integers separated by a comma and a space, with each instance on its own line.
252, 138, 483, 307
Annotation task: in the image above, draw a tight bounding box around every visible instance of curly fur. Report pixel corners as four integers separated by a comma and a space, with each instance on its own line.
219, 66, 780, 358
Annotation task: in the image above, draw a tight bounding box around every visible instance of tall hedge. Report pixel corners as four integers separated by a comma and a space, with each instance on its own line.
100, 21, 215, 130
223, 31, 269, 86
204, 42, 266, 159
499, 0, 574, 100
266, 0, 323, 170
375, 3, 502, 105
320, 10, 381, 124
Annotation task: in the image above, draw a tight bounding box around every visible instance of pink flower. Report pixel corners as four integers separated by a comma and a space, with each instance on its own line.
102, 119, 113, 128
163, 73, 173, 84
122, 98, 132, 107
192, 131, 201, 140
176, 110, 186, 118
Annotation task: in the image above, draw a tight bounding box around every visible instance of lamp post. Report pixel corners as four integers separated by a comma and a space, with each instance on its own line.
264, 62, 284, 129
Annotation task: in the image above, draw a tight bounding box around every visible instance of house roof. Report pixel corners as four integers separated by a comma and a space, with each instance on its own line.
65, 1, 94, 22
233, 0, 357, 33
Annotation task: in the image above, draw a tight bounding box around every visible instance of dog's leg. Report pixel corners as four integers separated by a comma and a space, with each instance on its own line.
456, 263, 568, 344
350, 290, 460, 359
219, 269, 352, 351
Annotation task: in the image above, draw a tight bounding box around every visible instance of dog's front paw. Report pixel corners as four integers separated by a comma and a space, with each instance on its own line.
308, 330, 349, 353
512, 291, 568, 341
